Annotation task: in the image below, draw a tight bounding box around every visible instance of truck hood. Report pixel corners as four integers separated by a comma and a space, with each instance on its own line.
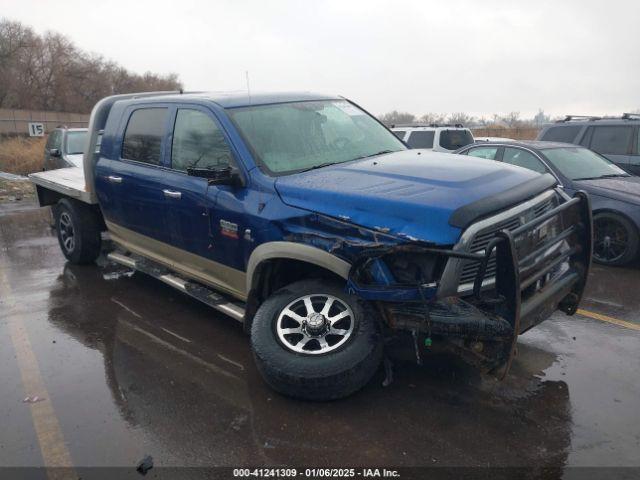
274, 150, 542, 245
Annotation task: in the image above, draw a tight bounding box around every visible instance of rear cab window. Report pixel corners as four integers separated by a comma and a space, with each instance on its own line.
439, 130, 473, 150
392, 130, 406, 140
540, 126, 581, 143
406, 131, 434, 148
122, 108, 168, 165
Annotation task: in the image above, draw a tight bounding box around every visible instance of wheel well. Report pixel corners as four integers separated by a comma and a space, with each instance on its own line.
54, 197, 107, 231
244, 258, 346, 333
592, 208, 639, 235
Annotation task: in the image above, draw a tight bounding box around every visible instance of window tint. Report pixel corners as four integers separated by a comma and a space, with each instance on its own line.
122, 108, 168, 165
407, 131, 434, 149
590, 126, 633, 155
467, 147, 498, 160
439, 129, 474, 150
503, 148, 547, 173
392, 130, 406, 140
540, 126, 581, 143
171, 109, 233, 171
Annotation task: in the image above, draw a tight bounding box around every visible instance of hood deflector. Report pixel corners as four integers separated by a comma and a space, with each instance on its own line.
449, 174, 557, 229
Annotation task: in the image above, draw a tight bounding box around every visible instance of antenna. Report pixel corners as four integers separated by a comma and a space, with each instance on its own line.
245, 71, 252, 105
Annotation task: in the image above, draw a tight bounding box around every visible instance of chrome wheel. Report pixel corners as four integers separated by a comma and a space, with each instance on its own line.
59, 211, 75, 253
276, 294, 355, 355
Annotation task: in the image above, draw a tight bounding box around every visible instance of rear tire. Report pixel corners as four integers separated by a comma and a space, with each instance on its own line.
55, 198, 102, 264
593, 212, 639, 266
251, 279, 383, 401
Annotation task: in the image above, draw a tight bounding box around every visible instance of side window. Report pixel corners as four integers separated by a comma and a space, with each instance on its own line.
406, 131, 434, 149
47, 130, 62, 150
122, 108, 168, 165
589, 126, 633, 155
636, 128, 640, 155
467, 147, 498, 160
540, 126, 581, 143
392, 130, 406, 140
171, 109, 233, 172
503, 148, 547, 174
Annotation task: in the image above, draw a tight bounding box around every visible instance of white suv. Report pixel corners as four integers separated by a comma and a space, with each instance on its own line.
391, 124, 475, 152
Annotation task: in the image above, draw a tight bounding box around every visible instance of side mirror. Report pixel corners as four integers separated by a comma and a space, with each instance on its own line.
187, 165, 244, 187
49, 148, 61, 157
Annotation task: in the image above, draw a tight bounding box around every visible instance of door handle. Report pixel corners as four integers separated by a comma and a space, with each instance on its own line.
163, 189, 182, 199
107, 175, 123, 184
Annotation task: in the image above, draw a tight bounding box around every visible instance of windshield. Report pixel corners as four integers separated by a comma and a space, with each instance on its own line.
439, 129, 474, 150
65, 131, 88, 155
542, 147, 629, 180
228, 100, 405, 174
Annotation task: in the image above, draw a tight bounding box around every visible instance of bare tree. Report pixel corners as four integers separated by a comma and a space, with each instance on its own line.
447, 112, 475, 126
379, 110, 416, 125
418, 112, 446, 125
501, 111, 522, 128
0, 18, 182, 112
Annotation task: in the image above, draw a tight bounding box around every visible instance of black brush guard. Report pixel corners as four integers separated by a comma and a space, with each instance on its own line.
469, 190, 592, 371
383, 190, 592, 374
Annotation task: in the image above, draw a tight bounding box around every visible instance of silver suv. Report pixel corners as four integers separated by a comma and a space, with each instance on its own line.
537, 114, 640, 175
391, 124, 474, 152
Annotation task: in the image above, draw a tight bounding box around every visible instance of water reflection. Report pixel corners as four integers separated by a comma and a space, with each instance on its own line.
47, 263, 572, 468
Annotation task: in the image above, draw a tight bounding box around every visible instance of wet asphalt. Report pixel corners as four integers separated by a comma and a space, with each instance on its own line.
0, 202, 639, 474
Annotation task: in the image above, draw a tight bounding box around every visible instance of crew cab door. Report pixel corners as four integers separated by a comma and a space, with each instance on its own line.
161, 106, 248, 297
104, 106, 172, 242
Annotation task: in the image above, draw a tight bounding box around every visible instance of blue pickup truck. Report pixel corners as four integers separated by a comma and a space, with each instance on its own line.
30, 91, 593, 400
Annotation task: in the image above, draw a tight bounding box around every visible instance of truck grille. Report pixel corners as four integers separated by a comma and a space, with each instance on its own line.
459, 194, 558, 286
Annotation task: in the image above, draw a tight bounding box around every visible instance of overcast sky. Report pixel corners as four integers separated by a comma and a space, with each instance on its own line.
3, 0, 639, 118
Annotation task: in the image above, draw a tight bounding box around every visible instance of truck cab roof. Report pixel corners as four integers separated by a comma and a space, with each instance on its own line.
116, 91, 342, 109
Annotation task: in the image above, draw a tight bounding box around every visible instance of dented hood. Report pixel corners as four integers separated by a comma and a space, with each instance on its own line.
274, 150, 542, 245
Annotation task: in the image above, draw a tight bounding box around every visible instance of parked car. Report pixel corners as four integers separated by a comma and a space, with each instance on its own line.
391, 124, 474, 152
44, 127, 103, 170
44, 127, 87, 170
456, 140, 640, 266
30, 92, 591, 400
474, 136, 514, 143
537, 114, 640, 175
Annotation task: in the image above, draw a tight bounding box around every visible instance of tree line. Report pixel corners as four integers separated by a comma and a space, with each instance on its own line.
378, 109, 554, 128
0, 18, 182, 113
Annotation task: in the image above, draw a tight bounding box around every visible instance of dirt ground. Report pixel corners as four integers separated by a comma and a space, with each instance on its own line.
0, 177, 35, 203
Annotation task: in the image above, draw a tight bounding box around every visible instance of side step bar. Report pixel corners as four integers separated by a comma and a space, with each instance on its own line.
107, 251, 246, 322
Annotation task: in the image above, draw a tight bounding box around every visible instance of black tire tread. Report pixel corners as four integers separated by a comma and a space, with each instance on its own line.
251, 279, 383, 401
593, 212, 639, 266
56, 198, 102, 264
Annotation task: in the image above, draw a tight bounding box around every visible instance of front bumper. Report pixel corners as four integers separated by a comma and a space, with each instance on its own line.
348, 190, 593, 371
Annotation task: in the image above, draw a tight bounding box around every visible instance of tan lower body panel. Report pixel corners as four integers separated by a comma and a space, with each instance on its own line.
106, 220, 247, 301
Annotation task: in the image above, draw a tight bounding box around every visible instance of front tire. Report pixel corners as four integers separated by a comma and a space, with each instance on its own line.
55, 198, 102, 264
593, 212, 639, 266
251, 279, 383, 401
